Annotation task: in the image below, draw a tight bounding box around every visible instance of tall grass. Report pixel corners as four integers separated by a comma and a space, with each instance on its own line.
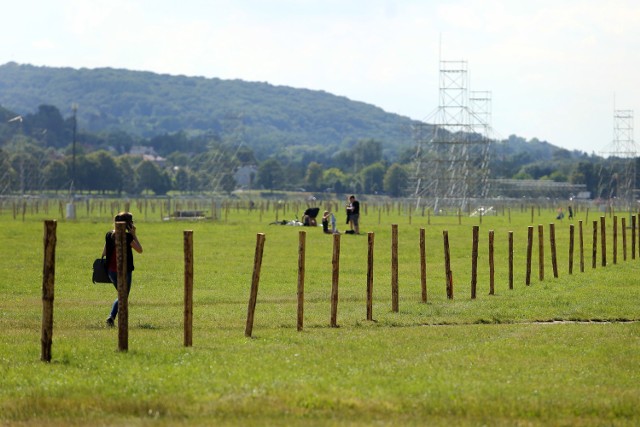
1, 199, 639, 426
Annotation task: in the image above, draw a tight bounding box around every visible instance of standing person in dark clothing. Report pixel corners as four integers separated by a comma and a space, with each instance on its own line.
347, 195, 360, 234
102, 212, 143, 327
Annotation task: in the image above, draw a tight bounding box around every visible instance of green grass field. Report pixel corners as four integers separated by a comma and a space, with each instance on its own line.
1, 198, 639, 426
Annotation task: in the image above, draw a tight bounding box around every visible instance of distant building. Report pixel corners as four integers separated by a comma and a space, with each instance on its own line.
130, 145, 166, 167
130, 145, 158, 156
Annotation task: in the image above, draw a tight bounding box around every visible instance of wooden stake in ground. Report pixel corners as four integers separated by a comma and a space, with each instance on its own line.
569, 224, 575, 275
549, 223, 558, 278
391, 224, 399, 312
297, 231, 306, 331
579, 220, 584, 273
41, 220, 57, 362
538, 224, 544, 281
637, 213, 640, 258
330, 233, 341, 327
443, 230, 453, 299
183, 230, 193, 347
471, 226, 479, 299
592, 220, 598, 269
622, 217, 627, 261
508, 231, 514, 290
419, 228, 427, 303
488, 230, 495, 295
613, 215, 618, 265
526, 226, 533, 285
245, 233, 266, 338
115, 222, 129, 352
600, 216, 606, 267
366, 232, 374, 321
632, 215, 637, 260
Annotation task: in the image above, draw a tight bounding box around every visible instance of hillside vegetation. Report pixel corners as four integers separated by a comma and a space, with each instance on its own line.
0, 62, 417, 159
0, 62, 623, 198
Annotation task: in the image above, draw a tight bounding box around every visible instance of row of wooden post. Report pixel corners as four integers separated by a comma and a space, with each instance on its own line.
245, 214, 640, 336
40, 212, 640, 359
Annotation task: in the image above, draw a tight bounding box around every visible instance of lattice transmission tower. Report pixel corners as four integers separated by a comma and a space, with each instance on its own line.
411, 60, 492, 212
607, 109, 636, 207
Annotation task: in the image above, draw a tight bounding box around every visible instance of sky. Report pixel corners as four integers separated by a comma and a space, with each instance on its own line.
1, 0, 639, 154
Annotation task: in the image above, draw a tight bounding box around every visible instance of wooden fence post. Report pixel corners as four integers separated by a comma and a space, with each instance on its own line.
622, 217, 627, 261
245, 233, 266, 337
41, 220, 57, 362
488, 230, 495, 295
471, 226, 479, 299
443, 230, 453, 299
115, 222, 129, 352
183, 230, 194, 347
637, 213, 640, 258
569, 224, 574, 274
550, 223, 558, 278
579, 220, 584, 272
632, 215, 637, 260
613, 215, 618, 265
531, 206, 534, 223
330, 233, 341, 327
508, 231, 514, 290
592, 220, 598, 269
420, 228, 427, 303
391, 224, 399, 312
538, 224, 544, 281
526, 226, 533, 285
297, 231, 306, 331
367, 232, 375, 321
600, 216, 606, 267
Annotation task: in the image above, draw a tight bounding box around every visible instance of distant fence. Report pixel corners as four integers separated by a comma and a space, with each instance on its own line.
3, 195, 634, 226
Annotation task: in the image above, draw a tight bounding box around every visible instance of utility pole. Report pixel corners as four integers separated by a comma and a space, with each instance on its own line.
71, 103, 77, 195
66, 104, 78, 219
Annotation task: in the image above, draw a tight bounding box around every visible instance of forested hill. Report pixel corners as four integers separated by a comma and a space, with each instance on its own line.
0, 62, 419, 159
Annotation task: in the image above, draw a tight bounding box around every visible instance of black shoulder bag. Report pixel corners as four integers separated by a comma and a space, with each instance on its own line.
92, 257, 111, 284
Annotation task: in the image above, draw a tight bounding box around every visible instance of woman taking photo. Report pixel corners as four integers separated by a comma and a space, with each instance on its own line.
102, 212, 143, 327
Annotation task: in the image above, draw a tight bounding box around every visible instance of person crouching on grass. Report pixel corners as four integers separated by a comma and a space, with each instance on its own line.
322, 210, 340, 234
102, 212, 143, 327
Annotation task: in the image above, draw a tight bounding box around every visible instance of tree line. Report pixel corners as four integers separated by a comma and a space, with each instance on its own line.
0, 104, 410, 196
0, 103, 635, 198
